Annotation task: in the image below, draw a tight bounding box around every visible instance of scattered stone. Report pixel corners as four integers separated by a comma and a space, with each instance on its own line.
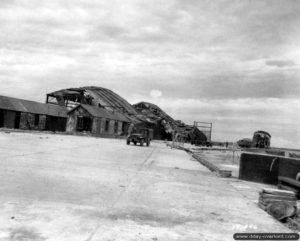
267, 202, 296, 220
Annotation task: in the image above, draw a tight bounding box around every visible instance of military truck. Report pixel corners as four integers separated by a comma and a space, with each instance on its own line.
252, 130, 271, 148
127, 128, 153, 146
237, 130, 271, 149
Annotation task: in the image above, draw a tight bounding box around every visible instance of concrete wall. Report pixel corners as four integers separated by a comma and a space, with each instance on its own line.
92, 117, 102, 135
15, 112, 46, 130
239, 152, 279, 185
100, 118, 106, 133
66, 114, 77, 133
278, 157, 300, 179
19, 112, 35, 130
66, 107, 90, 133
117, 121, 123, 135
39, 115, 47, 130
20, 112, 28, 129
239, 152, 300, 184
108, 120, 115, 135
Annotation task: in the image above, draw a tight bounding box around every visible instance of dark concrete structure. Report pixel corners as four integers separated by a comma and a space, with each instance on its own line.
239, 152, 279, 185
239, 152, 300, 185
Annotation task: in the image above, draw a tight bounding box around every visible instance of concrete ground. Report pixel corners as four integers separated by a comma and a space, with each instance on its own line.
0, 132, 290, 241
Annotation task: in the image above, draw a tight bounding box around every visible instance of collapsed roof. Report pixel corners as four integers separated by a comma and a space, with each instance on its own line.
133, 101, 207, 142
47, 86, 136, 113
46, 87, 208, 142
46, 86, 141, 123
133, 102, 175, 133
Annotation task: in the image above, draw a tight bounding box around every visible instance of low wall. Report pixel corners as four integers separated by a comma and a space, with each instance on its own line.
239, 152, 279, 184
279, 158, 300, 180
239, 152, 300, 184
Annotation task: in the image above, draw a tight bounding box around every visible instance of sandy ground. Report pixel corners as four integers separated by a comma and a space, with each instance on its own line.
0, 132, 290, 241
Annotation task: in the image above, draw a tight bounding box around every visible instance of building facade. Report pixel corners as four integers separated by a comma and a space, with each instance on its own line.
0, 95, 68, 132
66, 104, 130, 137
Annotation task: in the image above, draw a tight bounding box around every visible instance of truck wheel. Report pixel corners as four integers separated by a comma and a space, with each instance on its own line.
140, 140, 144, 146
133, 141, 137, 145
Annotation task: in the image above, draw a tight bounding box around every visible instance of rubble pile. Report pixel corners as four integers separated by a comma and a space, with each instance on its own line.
258, 188, 297, 220
133, 102, 207, 142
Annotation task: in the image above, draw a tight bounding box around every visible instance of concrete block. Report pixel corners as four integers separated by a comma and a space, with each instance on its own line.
278, 157, 300, 180
239, 152, 279, 184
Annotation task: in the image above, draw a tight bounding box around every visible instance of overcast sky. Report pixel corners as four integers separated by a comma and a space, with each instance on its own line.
0, 0, 300, 147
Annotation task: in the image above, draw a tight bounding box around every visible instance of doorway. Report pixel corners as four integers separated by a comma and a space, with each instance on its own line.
14, 112, 21, 129
77, 116, 92, 132
0, 110, 4, 127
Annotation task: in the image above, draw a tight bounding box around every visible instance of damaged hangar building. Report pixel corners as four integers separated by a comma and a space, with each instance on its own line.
0, 86, 208, 142
46, 86, 141, 136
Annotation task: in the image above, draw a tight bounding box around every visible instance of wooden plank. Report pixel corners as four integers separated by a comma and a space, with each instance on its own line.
258, 202, 267, 211
259, 192, 296, 201
278, 184, 299, 194
262, 187, 296, 197
259, 197, 296, 207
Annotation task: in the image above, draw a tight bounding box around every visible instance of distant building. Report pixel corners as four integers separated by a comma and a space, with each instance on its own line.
133, 101, 208, 143
0, 95, 131, 137
46, 86, 141, 123
133, 102, 174, 140
0, 86, 209, 142
46, 86, 156, 136
66, 104, 130, 136
0, 95, 67, 132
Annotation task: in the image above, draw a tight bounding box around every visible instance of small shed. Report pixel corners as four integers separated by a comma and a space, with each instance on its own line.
66, 104, 130, 136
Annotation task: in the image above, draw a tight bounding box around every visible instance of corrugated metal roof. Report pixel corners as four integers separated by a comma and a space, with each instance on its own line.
69, 104, 130, 122
0, 95, 68, 117
48, 86, 138, 115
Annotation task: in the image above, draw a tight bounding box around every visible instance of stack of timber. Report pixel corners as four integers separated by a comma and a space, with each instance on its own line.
258, 188, 297, 220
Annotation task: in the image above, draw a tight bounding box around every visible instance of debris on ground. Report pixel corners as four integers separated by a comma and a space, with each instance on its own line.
258, 188, 297, 220
287, 216, 300, 231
